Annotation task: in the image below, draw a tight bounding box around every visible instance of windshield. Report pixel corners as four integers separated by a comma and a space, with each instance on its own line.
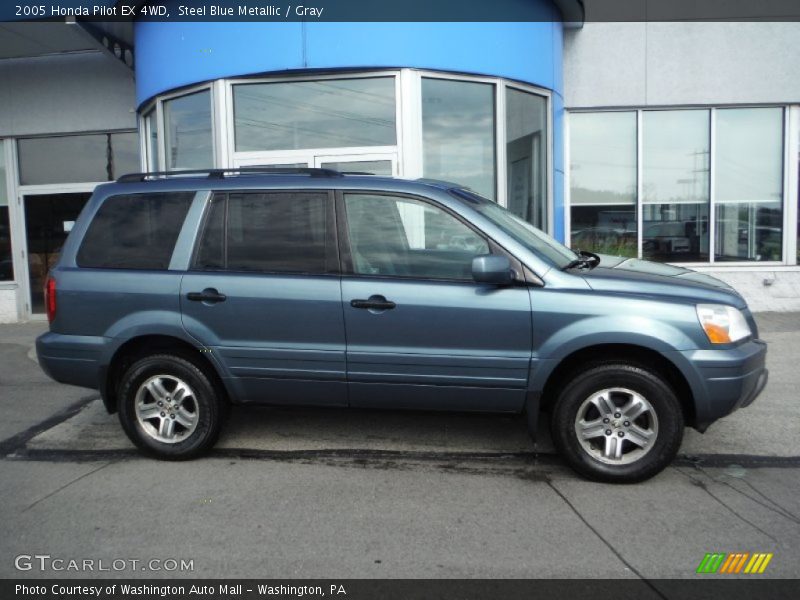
451, 189, 578, 269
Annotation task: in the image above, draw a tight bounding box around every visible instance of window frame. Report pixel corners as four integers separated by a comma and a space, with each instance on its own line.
566, 105, 793, 267
190, 189, 338, 277
335, 189, 523, 284
138, 69, 554, 235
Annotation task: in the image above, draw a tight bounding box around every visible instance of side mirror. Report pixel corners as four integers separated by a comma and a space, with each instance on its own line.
472, 255, 514, 285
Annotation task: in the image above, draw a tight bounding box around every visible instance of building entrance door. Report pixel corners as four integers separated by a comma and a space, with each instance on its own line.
22, 192, 91, 314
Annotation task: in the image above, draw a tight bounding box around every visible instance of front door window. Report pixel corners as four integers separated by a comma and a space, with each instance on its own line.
343, 193, 489, 280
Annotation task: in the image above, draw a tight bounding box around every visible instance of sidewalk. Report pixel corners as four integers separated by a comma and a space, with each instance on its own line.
1, 316, 799, 580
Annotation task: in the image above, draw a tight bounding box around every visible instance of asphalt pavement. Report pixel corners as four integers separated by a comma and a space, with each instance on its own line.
0, 315, 798, 581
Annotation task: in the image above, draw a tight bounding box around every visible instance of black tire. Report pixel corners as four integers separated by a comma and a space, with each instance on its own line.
118, 354, 224, 460
551, 363, 684, 483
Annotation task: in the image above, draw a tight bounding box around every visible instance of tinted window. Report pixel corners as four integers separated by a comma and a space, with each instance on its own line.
344, 193, 488, 280
194, 192, 330, 274
453, 188, 577, 269
18, 133, 140, 185
77, 192, 194, 269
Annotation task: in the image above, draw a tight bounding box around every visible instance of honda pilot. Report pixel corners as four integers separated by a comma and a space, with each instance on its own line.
36, 168, 768, 482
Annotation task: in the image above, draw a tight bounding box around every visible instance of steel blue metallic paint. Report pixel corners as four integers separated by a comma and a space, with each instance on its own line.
37, 173, 768, 436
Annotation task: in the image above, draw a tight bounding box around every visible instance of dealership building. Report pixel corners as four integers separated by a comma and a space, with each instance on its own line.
1, 0, 799, 322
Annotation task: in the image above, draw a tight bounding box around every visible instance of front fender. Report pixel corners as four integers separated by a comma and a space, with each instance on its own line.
528, 312, 705, 413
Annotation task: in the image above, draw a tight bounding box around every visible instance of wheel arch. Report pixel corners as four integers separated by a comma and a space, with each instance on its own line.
538, 343, 697, 427
101, 334, 230, 414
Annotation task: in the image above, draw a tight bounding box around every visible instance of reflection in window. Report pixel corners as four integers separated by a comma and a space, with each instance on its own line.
0, 143, 12, 281
319, 160, 392, 175
194, 193, 329, 274
25, 193, 93, 311
164, 90, 213, 170
233, 78, 396, 152
345, 193, 488, 280
18, 133, 140, 185
77, 192, 194, 270
111, 132, 141, 178
422, 78, 496, 201
506, 88, 547, 229
715, 108, 784, 261
642, 110, 710, 262
145, 110, 159, 171
569, 112, 637, 257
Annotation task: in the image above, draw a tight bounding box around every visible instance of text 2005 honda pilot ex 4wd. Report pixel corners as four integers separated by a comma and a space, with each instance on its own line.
36, 168, 768, 483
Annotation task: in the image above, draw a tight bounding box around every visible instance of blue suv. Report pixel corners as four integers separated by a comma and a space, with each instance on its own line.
36, 169, 768, 482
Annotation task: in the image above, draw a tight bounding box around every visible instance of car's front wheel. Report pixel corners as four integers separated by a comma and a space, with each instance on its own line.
118, 354, 224, 460
551, 363, 684, 483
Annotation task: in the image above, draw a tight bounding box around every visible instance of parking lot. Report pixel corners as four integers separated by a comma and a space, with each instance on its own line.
1, 314, 799, 581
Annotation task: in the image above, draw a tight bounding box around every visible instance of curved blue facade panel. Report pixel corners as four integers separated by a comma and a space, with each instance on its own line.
134, 19, 563, 106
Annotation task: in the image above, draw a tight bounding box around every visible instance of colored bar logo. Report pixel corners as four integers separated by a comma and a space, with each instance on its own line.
696, 552, 773, 574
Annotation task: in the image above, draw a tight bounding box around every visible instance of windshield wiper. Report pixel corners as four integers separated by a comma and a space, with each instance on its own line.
562, 250, 601, 271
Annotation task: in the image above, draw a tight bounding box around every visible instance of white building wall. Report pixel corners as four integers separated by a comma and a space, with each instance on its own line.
0, 289, 17, 323
564, 22, 800, 108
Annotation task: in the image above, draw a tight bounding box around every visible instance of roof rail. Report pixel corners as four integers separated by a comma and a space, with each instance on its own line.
116, 167, 343, 183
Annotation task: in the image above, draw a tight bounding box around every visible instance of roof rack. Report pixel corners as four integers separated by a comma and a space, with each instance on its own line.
116, 167, 343, 183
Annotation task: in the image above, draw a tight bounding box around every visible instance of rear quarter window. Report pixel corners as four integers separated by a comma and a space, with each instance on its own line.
76, 192, 194, 269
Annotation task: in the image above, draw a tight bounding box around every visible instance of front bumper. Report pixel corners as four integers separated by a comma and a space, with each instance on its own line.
677, 338, 768, 430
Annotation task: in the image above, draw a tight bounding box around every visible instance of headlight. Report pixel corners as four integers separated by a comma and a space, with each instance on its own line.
696, 304, 751, 344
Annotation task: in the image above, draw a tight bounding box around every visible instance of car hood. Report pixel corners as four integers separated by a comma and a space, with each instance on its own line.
579, 255, 746, 308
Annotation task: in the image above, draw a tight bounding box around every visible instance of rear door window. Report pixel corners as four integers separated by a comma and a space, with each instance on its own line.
193, 191, 333, 274
77, 192, 194, 269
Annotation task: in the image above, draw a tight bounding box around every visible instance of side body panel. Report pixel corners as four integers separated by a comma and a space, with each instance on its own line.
180, 272, 347, 406
341, 278, 532, 412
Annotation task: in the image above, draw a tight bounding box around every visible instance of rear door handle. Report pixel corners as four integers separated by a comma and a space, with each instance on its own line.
186, 288, 227, 303
350, 295, 396, 311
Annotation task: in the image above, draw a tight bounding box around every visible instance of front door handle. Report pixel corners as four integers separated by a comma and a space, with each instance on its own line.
350, 295, 396, 311
187, 288, 227, 303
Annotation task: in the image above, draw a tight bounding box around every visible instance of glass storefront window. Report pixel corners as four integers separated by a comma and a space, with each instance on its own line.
0, 142, 12, 281
24, 193, 92, 312
233, 77, 396, 152
715, 108, 784, 261
145, 110, 159, 171
422, 78, 496, 201
18, 133, 140, 185
569, 112, 637, 257
111, 132, 141, 179
163, 90, 213, 170
506, 88, 548, 229
148, 72, 550, 229
318, 160, 393, 175
642, 110, 710, 262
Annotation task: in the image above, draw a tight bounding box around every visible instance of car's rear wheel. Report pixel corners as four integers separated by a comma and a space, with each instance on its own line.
118, 354, 223, 459
551, 363, 684, 483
